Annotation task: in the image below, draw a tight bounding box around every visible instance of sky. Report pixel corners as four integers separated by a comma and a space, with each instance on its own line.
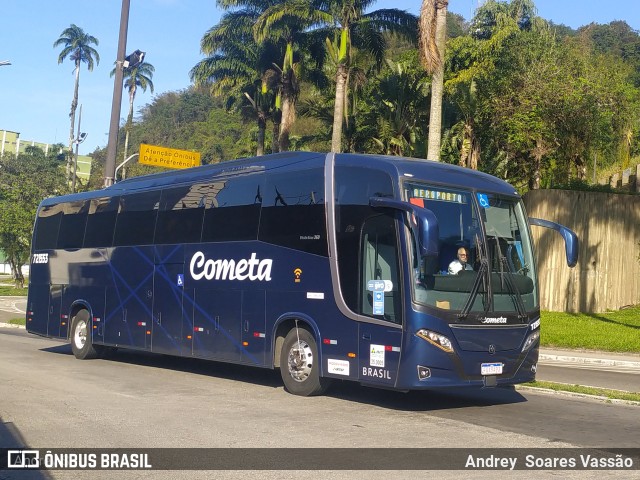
1, 0, 639, 156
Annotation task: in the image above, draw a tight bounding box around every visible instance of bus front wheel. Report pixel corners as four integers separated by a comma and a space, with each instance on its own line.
70, 310, 103, 360
280, 327, 330, 396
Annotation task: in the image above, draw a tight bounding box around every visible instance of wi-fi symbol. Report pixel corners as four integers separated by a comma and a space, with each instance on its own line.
294, 268, 302, 278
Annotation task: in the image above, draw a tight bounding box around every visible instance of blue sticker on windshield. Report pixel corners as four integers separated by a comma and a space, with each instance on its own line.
477, 193, 490, 209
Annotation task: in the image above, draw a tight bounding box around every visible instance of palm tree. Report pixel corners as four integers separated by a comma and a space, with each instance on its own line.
253, 0, 324, 152
371, 59, 429, 157
419, 0, 448, 161
54, 24, 99, 182
256, 1, 417, 153
191, 2, 282, 156
110, 61, 154, 178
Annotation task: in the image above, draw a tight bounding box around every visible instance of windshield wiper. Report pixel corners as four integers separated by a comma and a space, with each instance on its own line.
458, 234, 492, 319
491, 235, 528, 320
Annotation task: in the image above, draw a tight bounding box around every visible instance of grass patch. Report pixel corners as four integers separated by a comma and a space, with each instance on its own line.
8, 317, 25, 326
541, 307, 640, 353
0, 285, 28, 296
524, 380, 640, 403
0, 277, 29, 296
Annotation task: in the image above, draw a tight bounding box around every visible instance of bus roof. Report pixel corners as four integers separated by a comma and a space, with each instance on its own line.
40, 152, 518, 206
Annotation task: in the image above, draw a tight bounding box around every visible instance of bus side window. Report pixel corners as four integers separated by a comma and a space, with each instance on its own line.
57, 200, 89, 249
258, 168, 327, 256
359, 214, 402, 324
334, 165, 395, 314
155, 186, 205, 245
33, 204, 64, 251
201, 176, 263, 242
113, 191, 161, 247
84, 197, 119, 248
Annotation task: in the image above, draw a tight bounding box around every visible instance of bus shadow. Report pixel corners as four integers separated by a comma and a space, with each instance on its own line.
40, 344, 284, 389
38, 345, 528, 410
0, 417, 54, 479
326, 382, 528, 411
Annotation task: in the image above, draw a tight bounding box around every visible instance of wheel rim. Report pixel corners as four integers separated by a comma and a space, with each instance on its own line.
73, 318, 87, 350
287, 340, 313, 383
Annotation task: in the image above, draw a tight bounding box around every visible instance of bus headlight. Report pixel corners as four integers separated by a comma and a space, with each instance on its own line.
522, 330, 540, 352
416, 329, 454, 353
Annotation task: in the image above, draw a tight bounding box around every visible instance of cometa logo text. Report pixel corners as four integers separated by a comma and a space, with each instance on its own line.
189, 251, 273, 282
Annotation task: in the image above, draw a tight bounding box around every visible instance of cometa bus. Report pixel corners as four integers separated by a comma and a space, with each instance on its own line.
26, 152, 577, 396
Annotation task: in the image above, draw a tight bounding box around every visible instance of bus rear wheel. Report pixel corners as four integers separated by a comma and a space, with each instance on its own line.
280, 327, 330, 396
70, 310, 103, 360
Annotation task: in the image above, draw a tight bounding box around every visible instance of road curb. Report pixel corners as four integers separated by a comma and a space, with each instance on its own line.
539, 352, 640, 369
517, 385, 640, 407
0, 321, 25, 330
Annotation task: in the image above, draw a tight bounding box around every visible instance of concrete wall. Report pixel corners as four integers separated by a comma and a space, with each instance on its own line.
524, 189, 640, 313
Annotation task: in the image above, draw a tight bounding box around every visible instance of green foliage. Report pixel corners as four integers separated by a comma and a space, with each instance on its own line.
87, 89, 258, 187
54, 24, 100, 70
550, 179, 617, 194
80, 1, 640, 195
0, 151, 68, 286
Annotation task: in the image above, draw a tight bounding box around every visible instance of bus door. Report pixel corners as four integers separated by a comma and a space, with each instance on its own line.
152, 259, 187, 355
47, 285, 65, 338
26, 283, 50, 335
240, 290, 267, 366
104, 248, 153, 350
192, 288, 242, 362
357, 213, 403, 387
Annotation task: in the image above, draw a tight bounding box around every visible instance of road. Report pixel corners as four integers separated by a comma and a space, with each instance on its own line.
0, 297, 26, 324
0, 329, 638, 479
537, 362, 640, 392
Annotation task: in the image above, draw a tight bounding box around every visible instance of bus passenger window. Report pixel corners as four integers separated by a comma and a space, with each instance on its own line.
258, 168, 327, 256
57, 200, 89, 249
113, 191, 161, 246
84, 197, 119, 248
33, 204, 63, 251
156, 186, 205, 244
201, 176, 263, 242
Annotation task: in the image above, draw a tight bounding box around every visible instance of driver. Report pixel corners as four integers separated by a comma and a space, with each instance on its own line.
448, 247, 473, 274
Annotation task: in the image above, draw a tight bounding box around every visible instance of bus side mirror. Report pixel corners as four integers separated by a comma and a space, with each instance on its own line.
369, 197, 439, 257
529, 217, 579, 268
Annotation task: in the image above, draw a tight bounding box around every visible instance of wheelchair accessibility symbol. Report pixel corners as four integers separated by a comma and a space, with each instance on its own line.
477, 193, 490, 209
177, 274, 184, 287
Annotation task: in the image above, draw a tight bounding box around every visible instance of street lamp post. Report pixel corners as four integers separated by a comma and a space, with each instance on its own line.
115, 153, 139, 181
72, 104, 87, 193
103, 0, 131, 188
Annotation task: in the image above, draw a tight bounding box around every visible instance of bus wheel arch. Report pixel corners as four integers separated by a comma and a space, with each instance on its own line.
276, 318, 331, 396
70, 308, 104, 360
68, 302, 92, 341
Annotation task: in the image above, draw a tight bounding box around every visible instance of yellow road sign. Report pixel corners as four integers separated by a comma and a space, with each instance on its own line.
139, 143, 201, 169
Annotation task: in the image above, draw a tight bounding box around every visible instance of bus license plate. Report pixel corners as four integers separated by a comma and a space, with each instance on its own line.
481, 363, 503, 375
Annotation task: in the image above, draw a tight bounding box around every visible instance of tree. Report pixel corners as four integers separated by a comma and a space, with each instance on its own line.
259, 1, 417, 153
370, 59, 429, 156
110, 61, 154, 179
420, 0, 448, 161
253, 0, 323, 152
191, 2, 281, 156
0, 151, 68, 287
53, 24, 99, 183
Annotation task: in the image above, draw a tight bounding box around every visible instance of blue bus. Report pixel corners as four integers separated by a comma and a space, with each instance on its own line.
26, 152, 577, 396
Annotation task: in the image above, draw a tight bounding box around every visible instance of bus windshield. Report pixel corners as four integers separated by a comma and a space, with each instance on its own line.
406, 183, 538, 316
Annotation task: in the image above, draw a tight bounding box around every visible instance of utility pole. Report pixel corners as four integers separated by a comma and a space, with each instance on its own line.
103, 0, 131, 188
